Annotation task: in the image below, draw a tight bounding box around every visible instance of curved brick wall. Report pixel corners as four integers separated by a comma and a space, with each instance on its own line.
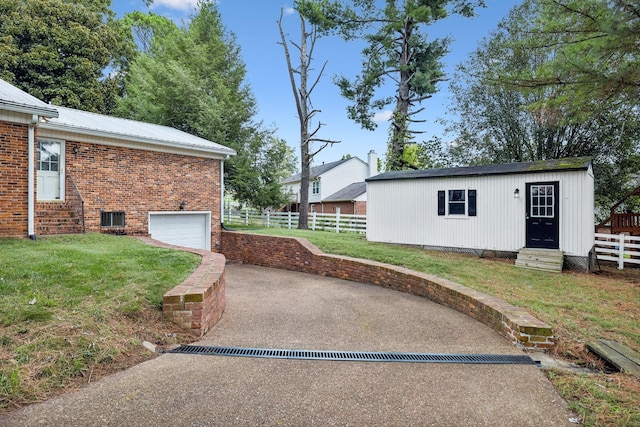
221, 231, 555, 351
138, 237, 226, 337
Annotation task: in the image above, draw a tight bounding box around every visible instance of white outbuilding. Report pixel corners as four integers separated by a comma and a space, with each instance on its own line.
365, 157, 595, 272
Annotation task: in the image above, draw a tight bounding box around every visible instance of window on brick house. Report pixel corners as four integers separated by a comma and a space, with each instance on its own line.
101, 211, 125, 227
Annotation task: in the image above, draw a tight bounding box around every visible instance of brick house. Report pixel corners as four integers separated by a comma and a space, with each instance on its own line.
281, 150, 377, 215
0, 78, 235, 251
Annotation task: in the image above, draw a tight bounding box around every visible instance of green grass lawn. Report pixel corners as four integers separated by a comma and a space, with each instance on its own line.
245, 227, 640, 426
1, 229, 639, 425
0, 233, 200, 411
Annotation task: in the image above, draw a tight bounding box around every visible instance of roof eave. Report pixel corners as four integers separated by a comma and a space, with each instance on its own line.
0, 101, 58, 118
367, 165, 591, 182
39, 122, 236, 157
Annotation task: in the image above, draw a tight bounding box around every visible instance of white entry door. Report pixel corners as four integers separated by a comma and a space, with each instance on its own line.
37, 140, 63, 200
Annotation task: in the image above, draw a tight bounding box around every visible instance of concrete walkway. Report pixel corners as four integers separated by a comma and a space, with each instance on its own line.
0, 264, 574, 426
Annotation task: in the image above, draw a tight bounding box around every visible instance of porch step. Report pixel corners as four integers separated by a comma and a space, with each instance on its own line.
36, 202, 83, 235
515, 248, 564, 273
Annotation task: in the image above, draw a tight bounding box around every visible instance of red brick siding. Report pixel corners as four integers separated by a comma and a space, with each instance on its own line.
221, 231, 555, 350
354, 201, 366, 215
321, 202, 356, 214
0, 121, 29, 237
64, 141, 223, 249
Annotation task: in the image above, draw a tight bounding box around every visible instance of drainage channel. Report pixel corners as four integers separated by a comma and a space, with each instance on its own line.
167, 345, 536, 365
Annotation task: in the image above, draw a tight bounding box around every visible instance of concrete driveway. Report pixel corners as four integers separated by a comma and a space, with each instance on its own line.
0, 264, 574, 426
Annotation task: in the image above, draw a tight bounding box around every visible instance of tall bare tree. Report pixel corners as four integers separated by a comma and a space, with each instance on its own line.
278, 7, 338, 229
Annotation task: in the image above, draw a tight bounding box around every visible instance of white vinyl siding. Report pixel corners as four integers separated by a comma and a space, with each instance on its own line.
367, 168, 594, 257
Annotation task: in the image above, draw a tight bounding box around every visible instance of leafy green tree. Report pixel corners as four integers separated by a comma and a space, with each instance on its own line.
0, 0, 135, 113
299, 0, 485, 170
501, 0, 640, 117
445, 2, 640, 218
230, 130, 298, 211
118, 1, 292, 210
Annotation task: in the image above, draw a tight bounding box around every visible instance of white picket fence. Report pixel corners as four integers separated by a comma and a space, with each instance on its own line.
224, 209, 367, 234
594, 232, 640, 269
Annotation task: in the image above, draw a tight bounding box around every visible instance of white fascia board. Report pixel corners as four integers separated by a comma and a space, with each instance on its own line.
38, 123, 235, 160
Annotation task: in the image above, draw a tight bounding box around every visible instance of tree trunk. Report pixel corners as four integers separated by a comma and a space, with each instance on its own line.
387, 19, 413, 171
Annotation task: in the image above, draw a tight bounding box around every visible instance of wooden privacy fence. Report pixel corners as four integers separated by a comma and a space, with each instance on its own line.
224, 209, 367, 234
595, 232, 640, 269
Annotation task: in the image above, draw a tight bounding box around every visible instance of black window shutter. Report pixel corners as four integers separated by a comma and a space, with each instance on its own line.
437, 191, 445, 216
468, 190, 477, 216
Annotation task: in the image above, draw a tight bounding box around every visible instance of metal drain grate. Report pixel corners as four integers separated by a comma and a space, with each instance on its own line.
167, 345, 536, 365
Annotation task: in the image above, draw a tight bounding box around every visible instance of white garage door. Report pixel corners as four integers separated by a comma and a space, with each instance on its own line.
148, 212, 211, 250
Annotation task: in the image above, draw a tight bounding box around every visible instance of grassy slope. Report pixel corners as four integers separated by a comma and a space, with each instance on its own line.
0, 234, 200, 411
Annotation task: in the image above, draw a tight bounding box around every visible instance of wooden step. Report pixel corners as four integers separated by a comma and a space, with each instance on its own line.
587, 340, 640, 377
516, 249, 564, 273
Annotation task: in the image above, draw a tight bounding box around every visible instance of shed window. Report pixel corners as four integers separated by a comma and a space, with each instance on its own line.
438, 190, 477, 217
101, 211, 125, 227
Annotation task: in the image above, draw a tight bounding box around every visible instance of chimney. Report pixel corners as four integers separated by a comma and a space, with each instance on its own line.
367, 150, 378, 177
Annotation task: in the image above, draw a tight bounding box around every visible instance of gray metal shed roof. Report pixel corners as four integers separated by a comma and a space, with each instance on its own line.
366, 157, 592, 182
0, 79, 58, 117
323, 182, 366, 202
282, 158, 351, 184
41, 106, 236, 157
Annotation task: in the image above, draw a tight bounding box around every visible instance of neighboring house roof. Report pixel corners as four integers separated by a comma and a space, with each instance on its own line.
323, 182, 366, 202
40, 106, 236, 157
0, 79, 58, 118
367, 157, 592, 182
281, 158, 351, 184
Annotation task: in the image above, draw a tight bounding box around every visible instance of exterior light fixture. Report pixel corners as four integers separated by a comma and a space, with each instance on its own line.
179, 201, 186, 210
514, 188, 520, 199
72, 145, 79, 155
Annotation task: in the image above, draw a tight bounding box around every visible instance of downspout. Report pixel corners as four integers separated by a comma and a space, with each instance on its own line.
220, 157, 225, 224
27, 114, 38, 240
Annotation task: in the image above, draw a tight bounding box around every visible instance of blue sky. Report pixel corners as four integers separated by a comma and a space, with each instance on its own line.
113, 0, 522, 168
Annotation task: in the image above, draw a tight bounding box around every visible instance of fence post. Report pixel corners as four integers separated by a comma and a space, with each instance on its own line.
336, 211, 340, 233
312, 212, 316, 230
619, 233, 625, 270
244, 209, 248, 226
288, 211, 292, 229
266, 211, 270, 228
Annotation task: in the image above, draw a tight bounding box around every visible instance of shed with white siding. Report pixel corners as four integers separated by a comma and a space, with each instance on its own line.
365, 157, 594, 270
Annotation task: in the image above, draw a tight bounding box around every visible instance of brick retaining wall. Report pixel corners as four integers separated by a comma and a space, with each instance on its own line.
221, 231, 555, 350
138, 237, 226, 337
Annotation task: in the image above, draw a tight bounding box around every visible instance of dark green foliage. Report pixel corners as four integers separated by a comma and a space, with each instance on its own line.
445, 1, 640, 219
119, 1, 294, 209
0, 0, 135, 113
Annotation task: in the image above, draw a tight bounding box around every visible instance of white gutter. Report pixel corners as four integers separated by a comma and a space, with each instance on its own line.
27, 114, 38, 239
0, 101, 58, 118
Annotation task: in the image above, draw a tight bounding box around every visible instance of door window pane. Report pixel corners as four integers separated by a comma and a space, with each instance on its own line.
530, 185, 554, 218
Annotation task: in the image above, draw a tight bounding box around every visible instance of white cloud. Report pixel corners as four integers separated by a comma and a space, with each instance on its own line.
151, 0, 200, 12
372, 110, 393, 123
283, 7, 295, 15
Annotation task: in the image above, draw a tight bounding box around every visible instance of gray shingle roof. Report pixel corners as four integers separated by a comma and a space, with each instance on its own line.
366, 157, 592, 182
282, 158, 351, 184
323, 182, 366, 202
0, 79, 58, 117
41, 105, 236, 157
